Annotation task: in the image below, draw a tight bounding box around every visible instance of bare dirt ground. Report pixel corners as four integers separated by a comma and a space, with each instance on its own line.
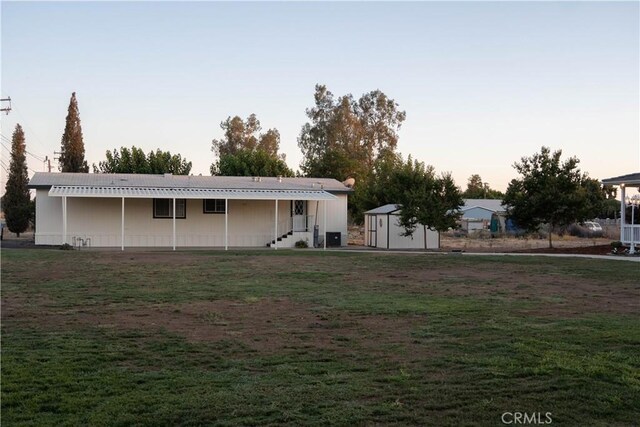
2, 292, 427, 357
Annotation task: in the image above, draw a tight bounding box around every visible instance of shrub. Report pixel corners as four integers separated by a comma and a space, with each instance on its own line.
294, 239, 309, 248
60, 243, 74, 250
610, 241, 623, 249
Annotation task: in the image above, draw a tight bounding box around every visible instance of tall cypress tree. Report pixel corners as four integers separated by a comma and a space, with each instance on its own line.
4, 124, 31, 236
59, 92, 89, 172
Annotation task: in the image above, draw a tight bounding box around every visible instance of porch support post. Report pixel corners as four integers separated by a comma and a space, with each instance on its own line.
224, 198, 228, 251
121, 197, 125, 251
62, 196, 67, 245
274, 199, 278, 250
620, 185, 626, 243
323, 199, 327, 250
172, 198, 176, 251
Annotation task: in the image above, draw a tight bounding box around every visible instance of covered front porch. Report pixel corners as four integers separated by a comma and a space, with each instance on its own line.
602, 172, 640, 250
46, 185, 337, 250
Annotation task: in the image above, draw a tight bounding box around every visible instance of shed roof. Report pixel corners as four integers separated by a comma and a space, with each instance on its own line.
29, 172, 352, 193
602, 172, 640, 187
364, 204, 401, 215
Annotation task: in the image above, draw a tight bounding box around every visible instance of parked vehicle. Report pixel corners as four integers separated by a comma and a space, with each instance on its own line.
583, 221, 603, 232
582, 221, 603, 237
565, 221, 604, 238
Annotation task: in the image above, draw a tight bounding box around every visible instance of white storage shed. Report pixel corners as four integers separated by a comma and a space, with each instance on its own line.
364, 204, 439, 250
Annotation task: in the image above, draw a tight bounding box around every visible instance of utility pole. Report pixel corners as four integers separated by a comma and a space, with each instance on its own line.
54, 151, 63, 171
44, 156, 52, 172
0, 97, 11, 114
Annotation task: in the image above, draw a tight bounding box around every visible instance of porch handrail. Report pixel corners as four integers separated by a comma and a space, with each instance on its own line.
621, 224, 640, 244
278, 217, 293, 236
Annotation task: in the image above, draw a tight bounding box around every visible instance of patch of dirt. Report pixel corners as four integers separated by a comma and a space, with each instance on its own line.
2, 296, 428, 359
440, 236, 616, 253
512, 244, 625, 256
89, 251, 207, 266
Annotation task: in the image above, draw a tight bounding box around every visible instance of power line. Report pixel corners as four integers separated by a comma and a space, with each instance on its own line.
7, 99, 56, 154
0, 136, 47, 162
0, 159, 9, 174
0, 97, 11, 115
0, 157, 37, 175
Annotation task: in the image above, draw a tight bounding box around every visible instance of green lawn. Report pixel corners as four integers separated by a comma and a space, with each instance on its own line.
2, 249, 638, 426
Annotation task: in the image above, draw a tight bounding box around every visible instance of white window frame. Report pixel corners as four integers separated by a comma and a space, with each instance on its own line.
203, 199, 226, 214
153, 199, 186, 219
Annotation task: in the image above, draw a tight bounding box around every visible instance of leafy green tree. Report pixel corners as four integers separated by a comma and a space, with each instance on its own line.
59, 92, 89, 172
147, 149, 192, 175
212, 149, 294, 177
392, 157, 463, 240
211, 114, 282, 159
298, 84, 405, 181
579, 177, 607, 221
93, 146, 192, 175
598, 184, 620, 219
462, 174, 504, 199
298, 84, 406, 222
503, 146, 602, 248
4, 124, 31, 236
352, 149, 403, 222
357, 89, 407, 167
210, 114, 289, 176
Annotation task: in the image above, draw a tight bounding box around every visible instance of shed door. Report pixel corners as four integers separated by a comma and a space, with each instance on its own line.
368, 215, 377, 247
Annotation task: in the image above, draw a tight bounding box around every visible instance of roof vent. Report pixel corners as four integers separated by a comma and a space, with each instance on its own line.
277, 175, 282, 183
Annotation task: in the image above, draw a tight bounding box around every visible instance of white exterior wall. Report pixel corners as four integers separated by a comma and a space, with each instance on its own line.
35, 189, 65, 245
462, 207, 494, 221
388, 214, 439, 249
365, 214, 388, 248
34, 190, 349, 248
365, 212, 439, 250
308, 194, 349, 246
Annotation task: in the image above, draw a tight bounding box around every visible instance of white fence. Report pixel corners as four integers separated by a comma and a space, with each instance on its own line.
622, 225, 640, 245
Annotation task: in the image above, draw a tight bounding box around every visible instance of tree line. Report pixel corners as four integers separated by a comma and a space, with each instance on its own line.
2, 88, 620, 243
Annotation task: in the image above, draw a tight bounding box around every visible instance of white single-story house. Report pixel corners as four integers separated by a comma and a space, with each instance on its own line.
602, 172, 640, 250
364, 204, 439, 250
28, 172, 353, 250
459, 199, 505, 231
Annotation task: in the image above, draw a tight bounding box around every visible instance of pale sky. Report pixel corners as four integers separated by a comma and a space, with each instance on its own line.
1, 1, 638, 194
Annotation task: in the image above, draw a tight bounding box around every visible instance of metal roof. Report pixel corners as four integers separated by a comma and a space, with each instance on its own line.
29, 172, 352, 193
602, 172, 640, 187
364, 204, 401, 215
461, 199, 505, 213
48, 185, 337, 201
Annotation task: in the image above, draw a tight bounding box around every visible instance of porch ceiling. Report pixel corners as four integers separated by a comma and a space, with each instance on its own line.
48, 185, 338, 201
